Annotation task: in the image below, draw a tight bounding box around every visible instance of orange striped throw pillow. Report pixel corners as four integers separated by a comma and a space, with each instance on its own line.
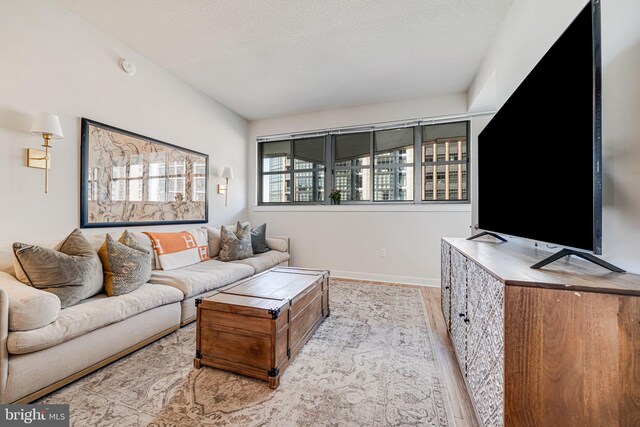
144, 227, 210, 270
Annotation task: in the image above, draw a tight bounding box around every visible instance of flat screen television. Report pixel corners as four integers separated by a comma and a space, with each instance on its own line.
476, 1, 617, 270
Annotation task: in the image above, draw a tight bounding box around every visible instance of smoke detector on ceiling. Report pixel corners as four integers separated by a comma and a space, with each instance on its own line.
120, 59, 136, 76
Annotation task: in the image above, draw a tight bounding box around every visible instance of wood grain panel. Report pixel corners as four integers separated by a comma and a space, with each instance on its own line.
200, 328, 271, 369
199, 310, 271, 334
290, 282, 322, 318
202, 295, 285, 317
290, 294, 323, 349
619, 296, 640, 425
504, 285, 543, 425
505, 285, 640, 426
539, 288, 585, 426
225, 271, 319, 300
583, 292, 619, 423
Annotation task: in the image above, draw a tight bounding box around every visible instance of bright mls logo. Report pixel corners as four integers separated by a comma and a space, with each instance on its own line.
1, 405, 69, 426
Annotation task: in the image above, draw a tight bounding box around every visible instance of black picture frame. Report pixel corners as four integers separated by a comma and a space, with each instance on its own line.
80, 117, 209, 228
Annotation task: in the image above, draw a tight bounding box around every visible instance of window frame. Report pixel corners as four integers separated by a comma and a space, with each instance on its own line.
258, 136, 330, 205
257, 120, 470, 205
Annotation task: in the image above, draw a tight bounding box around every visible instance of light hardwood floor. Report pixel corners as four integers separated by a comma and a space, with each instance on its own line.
331, 278, 479, 427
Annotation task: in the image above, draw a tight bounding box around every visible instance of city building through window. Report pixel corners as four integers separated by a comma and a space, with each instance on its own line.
258, 121, 469, 204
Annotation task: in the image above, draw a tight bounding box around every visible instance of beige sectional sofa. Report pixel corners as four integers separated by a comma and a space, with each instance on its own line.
0, 229, 290, 403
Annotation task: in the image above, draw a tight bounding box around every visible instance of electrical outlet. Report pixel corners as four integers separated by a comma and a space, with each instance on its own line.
380, 249, 386, 257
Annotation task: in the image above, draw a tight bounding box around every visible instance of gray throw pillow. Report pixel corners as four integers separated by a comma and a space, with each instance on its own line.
13, 229, 104, 308
219, 222, 253, 261
98, 231, 152, 296
251, 223, 270, 254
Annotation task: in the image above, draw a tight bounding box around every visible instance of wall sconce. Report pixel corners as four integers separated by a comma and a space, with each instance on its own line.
218, 167, 234, 207
28, 112, 64, 193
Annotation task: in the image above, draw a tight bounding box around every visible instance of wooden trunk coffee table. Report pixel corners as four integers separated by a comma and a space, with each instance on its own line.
194, 267, 330, 388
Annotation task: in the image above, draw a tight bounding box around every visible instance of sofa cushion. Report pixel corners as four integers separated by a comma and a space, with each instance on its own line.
145, 228, 210, 271
148, 259, 254, 298
12, 229, 104, 308
219, 223, 253, 262
233, 250, 291, 274
98, 232, 152, 296
0, 272, 61, 332
6, 283, 182, 355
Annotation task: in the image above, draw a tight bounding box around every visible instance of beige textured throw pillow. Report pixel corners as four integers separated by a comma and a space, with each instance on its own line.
98, 230, 152, 296
218, 222, 253, 261
12, 229, 104, 308
207, 221, 250, 257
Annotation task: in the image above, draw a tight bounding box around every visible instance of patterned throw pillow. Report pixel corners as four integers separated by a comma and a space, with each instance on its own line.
206, 222, 250, 258
219, 222, 253, 261
12, 229, 104, 308
251, 223, 270, 254
144, 227, 210, 271
98, 231, 152, 296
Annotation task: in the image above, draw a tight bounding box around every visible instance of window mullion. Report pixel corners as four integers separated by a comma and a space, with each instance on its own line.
414, 125, 421, 204
370, 132, 375, 202
289, 140, 294, 203
325, 135, 332, 204
258, 143, 263, 204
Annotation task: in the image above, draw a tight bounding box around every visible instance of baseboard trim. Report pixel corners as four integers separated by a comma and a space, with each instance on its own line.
181, 316, 196, 326
12, 324, 180, 404
330, 270, 440, 287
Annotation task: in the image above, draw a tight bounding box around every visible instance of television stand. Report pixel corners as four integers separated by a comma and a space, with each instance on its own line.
531, 248, 625, 273
467, 231, 507, 242
441, 237, 640, 425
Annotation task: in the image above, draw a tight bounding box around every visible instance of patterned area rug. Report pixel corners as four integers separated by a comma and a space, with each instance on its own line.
41, 281, 454, 426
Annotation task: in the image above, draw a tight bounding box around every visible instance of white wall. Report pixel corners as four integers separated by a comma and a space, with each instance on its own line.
469, 0, 640, 272
248, 93, 476, 285
0, 0, 248, 244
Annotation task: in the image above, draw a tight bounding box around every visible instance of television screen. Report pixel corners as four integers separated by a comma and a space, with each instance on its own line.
478, 3, 600, 253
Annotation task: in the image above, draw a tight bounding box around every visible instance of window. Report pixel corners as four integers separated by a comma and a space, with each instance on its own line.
260, 138, 325, 203
374, 128, 414, 201
422, 122, 468, 202
257, 120, 469, 205
334, 133, 371, 201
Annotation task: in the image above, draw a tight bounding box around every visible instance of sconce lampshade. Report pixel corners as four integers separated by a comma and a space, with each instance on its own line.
222, 167, 234, 180
30, 112, 64, 139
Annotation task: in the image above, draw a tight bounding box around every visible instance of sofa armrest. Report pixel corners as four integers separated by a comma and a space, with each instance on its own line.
0, 272, 61, 332
0, 286, 8, 403
266, 236, 290, 254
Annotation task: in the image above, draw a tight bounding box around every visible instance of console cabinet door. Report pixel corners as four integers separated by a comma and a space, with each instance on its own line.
450, 249, 468, 372
466, 265, 505, 427
441, 240, 452, 331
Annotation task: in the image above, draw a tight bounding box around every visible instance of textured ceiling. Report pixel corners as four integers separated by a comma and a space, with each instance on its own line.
56, 0, 513, 120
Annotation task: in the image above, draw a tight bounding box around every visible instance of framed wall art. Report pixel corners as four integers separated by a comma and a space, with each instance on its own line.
80, 118, 208, 228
